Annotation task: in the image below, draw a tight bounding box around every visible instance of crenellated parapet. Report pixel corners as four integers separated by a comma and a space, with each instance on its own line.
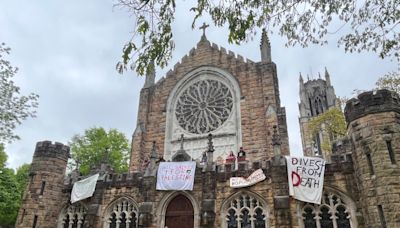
63, 155, 353, 191
32, 140, 70, 161
344, 89, 400, 125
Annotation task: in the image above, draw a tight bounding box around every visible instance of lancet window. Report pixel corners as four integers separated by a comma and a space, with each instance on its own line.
300, 191, 354, 228
105, 198, 138, 228
223, 192, 268, 228
58, 203, 86, 228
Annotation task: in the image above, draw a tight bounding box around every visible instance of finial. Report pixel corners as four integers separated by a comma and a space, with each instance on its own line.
260, 29, 271, 63
318, 72, 321, 79
272, 125, 281, 156
143, 61, 155, 88
272, 125, 281, 146
199, 22, 209, 41
150, 141, 157, 159
299, 73, 304, 82
179, 134, 185, 150
324, 67, 331, 86
207, 134, 214, 153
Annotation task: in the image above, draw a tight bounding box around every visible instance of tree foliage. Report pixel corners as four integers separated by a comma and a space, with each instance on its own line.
116, 0, 400, 75
0, 146, 30, 227
69, 127, 130, 175
0, 43, 39, 143
376, 70, 400, 94
308, 107, 347, 139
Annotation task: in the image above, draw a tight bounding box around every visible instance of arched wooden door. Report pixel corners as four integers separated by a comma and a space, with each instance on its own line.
165, 194, 194, 228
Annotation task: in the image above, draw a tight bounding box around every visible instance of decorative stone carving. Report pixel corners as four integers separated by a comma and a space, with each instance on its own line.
300, 191, 354, 228
165, 67, 242, 162
175, 79, 233, 134
104, 198, 139, 228
58, 203, 87, 228
222, 192, 268, 228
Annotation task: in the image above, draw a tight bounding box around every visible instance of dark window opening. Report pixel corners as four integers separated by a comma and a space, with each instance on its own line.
39, 181, 46, 195
366, 153, 375, 175
378, 205, 387, 228
386, 140, 396, 164
32, 215, 38, 228
303, 207, 316, 228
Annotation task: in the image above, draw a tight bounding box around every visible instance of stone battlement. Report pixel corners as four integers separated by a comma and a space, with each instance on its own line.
63, 155, 352, 190
33, 140, 70, 160
344, 89, 400, 124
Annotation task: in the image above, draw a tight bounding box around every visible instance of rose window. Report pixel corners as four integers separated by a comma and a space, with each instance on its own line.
175, 79, 233, 134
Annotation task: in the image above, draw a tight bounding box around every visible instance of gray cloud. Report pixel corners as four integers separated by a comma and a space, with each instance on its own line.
1, 1, 397, 168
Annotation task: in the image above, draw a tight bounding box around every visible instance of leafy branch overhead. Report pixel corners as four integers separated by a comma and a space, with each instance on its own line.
0, 43, 39, 143
116, 0, 400, 75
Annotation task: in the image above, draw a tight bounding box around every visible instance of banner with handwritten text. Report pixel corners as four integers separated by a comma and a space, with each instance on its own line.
230, 169, 266, 188
286, 156, 326, 204
156, 161, 196, 190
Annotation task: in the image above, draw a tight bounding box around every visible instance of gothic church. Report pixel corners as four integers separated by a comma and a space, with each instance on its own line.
16, 32, 400, 228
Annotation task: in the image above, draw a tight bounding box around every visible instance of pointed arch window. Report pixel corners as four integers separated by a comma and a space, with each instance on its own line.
223, 192, 268, 228
300, 191, 355, 228
58, 203, 86, 228
104, 197, 138, 228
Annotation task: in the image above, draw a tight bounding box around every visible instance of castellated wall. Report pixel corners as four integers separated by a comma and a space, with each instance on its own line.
16, 153, 356, 228
16, 141, 70, 228
344, 89, 400, 227
130, 38, 290, 172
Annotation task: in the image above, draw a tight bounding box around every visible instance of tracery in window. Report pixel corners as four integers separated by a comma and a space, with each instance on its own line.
58, 203, 86, 228
105, 198, 138, 228
175, 79, 233, 134
223, 192, 268, 228
300, 191, 353, 228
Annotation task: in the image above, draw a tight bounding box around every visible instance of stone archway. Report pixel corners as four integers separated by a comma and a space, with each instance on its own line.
164, 194, 194, 228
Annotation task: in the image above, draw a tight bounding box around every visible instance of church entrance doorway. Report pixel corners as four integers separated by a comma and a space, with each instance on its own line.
165, 194, 194, 228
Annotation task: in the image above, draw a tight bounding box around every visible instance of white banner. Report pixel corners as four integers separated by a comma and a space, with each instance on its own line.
230, 169, 266, 188
71, 173, 99, 203
156, 161, 196, 191
286, 156, 326, 204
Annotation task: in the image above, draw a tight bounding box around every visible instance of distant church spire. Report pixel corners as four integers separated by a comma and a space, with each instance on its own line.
143, 62, 155, 88
299, 73, 304, 91
260, 29, 271, 63
325, 67, 331, 86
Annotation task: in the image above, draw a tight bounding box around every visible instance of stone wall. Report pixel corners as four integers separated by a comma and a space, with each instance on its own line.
51, 155, 357, 228
345, 90, 400, 227
16, 141, 70, 228
130, 37, 289, 172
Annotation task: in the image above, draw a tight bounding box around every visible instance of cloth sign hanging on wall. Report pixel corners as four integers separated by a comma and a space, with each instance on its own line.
71, 173, 99, 203
156, 161, 196, 190
286, 156, 326, 204
230, 169, 266, 188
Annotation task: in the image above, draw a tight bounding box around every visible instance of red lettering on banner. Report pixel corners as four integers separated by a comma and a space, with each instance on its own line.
292, 171, 301, 187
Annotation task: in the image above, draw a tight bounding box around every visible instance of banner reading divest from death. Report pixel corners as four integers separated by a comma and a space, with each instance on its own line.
285, 156, 326, 204
156, 161, 196, 190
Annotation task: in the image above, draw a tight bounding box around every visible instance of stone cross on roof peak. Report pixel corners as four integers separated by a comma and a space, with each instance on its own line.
199, 22, 209, 40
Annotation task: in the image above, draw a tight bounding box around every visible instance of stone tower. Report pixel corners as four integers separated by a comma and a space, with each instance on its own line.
298, 68, 339, 157
16, 141, 70, 228
345, 89, 400, 227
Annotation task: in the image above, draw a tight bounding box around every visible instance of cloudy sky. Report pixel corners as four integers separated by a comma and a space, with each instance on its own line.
1, 1, 397, 169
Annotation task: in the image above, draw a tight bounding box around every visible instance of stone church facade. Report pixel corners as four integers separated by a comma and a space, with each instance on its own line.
16, 33, 400, 228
